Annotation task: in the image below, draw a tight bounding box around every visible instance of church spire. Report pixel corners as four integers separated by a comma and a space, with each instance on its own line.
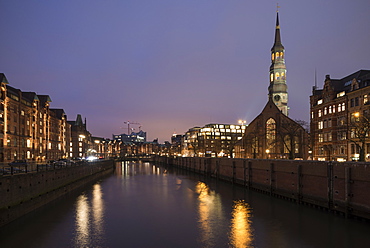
273, 12, 284, 50
268, 8, 288, 116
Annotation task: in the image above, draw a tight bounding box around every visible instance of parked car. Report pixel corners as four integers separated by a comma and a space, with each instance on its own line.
8, 160, 28, 166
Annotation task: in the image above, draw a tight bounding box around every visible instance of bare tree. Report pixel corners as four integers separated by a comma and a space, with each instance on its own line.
278, 119, 307, 160
348, 112, 370, 162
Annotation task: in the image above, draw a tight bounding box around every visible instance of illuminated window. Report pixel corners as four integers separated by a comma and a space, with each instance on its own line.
318, 121, 323, 129
332, 105, 336, 113
338, 104, 342, 112
270, 73, 274, 82
318, 109, 322, 117
281, 72, 285, 80
318, 134, 323, 142
342, 103, 346, 110
280, 52, 284, 58
329, 106, 332, 113
276, 52, 280, 59
324, 107, 327, 115
266, 118, 276, 149
275, 72, 280, 80
272, 53, 275, 61
317, 99, 323, 105
364, 95, 368, 104
311, 112, 314, 119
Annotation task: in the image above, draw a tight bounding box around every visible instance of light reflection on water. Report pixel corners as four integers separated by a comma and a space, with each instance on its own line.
195, 181, 226, 247
229, 200, 253, 248
74, 183, 105, 247
3, 161, 370, 248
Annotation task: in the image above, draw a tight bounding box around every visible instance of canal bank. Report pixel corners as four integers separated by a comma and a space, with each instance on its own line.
0, 160, 114, 227
156, 156, 370, 220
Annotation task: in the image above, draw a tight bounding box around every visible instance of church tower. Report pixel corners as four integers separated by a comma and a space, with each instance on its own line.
268, 10, 288, 116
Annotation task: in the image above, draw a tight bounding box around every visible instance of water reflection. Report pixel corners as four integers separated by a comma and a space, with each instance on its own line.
75, 194, 90, 247
195, 181, 226, 247
73, 183, 105, 247
229, 200, 254, 248
117, 161, 164, 177
92, 184, 105, 242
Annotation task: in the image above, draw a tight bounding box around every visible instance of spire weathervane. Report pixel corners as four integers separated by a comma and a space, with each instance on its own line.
277, 3, 280, 12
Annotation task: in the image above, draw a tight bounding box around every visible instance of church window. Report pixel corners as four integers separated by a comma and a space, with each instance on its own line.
266, 118, 276, 150
281, 72, 285, 80
272, 53, 275, 61
270, 73, 274, 82
280, 52, 284, 58
275, 72, 280, 80
276, 52, 280, 59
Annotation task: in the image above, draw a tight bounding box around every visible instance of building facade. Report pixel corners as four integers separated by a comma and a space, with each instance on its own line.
236, 100, 308, 159
182, 124, 246, 157
310, 70, 370, 161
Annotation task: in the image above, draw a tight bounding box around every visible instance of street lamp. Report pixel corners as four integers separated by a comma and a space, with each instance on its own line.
238, 120, 247, 125
266, 149, 270, 159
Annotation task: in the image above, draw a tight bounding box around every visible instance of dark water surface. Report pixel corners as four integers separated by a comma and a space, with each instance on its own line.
1, 161, 370, 248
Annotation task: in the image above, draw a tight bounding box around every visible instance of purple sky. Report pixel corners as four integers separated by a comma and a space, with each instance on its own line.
1, 1, 369, 142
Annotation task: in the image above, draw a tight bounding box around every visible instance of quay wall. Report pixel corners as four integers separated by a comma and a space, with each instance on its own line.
156, 156, 370, 220
0, 160, 114, 227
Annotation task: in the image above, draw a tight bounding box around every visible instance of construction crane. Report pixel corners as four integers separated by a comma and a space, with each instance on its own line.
123, 121, 141, 135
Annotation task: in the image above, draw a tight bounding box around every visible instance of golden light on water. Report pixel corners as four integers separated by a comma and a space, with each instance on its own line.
196, 181, 224, 246
76, 194, 90, 247
92, 184, 105, 237
229, 200, 253, 248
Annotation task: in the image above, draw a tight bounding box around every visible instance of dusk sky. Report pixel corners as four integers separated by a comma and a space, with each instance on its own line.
1, 1, 369, 142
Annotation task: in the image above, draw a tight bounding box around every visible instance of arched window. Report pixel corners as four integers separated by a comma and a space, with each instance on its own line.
276, 52, 280, 59
280, 52, 284, 58
275, 72, 280, 80
270, 73, 274, 82
266, 118, 276, 151
272, 53, 275, 61
281, 72, 285, 80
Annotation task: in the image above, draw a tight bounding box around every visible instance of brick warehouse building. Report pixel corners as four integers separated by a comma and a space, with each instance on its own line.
310, 70, 370, 161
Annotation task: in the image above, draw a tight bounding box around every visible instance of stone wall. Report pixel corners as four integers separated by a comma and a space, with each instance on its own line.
157, 156, 370, 220
0, 160, 114, 227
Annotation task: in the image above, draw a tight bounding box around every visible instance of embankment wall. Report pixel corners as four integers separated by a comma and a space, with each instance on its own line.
0, 160, 114, 227
157, 156, 370, 220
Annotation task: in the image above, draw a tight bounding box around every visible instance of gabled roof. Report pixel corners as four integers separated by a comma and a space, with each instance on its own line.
22, 92, 39, 102
50, 108, 65, 119
0, 73, 9, 85
37, 95, 52, 106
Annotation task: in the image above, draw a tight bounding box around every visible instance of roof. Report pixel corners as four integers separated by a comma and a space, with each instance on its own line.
314, 69, 370, 96
0, 73, 9, 84
50, 108, 65, 119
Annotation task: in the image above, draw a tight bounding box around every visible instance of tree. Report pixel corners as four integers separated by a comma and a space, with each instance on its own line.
348, 112, 370, 162
278, 119, 307, 160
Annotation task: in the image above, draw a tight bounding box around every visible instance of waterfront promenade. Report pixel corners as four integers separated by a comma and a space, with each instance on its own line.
0, 159, 114, 227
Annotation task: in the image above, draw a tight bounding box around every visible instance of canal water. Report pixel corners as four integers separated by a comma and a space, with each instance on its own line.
1, 161, 370, 248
